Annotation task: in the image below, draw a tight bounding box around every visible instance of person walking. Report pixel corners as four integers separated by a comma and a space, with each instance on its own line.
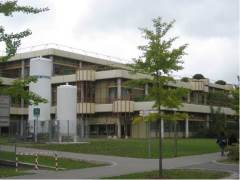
216, 132, 227, 156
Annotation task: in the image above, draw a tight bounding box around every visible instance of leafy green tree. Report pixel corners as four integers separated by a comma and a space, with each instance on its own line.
0, 0, 48, 105
127, 17, 188, 177
0, 77, 47, 105
230, 87, 239, 116
181, 77, 189, 82
207, 87, 239, 139
209, 107, 226, 137
0, 0, 48, 61
208, 91, 231, 107
228, 87, 239, 140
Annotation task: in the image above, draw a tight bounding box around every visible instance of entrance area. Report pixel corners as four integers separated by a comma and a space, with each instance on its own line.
89, 124, 116, 137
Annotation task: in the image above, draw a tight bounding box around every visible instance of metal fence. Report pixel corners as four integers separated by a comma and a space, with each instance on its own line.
5, 119, 89, 143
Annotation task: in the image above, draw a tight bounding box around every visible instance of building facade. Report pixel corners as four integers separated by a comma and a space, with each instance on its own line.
0, 47, 236, 138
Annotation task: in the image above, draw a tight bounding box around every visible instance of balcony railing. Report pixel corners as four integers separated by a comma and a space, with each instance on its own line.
0, 43, 131, 64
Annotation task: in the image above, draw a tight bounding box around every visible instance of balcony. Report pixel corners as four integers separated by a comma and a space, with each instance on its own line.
76, 69, 95, 81
112, 100, 134, 113
77, 103, 95, 114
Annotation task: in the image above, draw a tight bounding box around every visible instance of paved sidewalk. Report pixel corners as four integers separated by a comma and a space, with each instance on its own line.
0, 146, 229, 179
184, 160, 239, 179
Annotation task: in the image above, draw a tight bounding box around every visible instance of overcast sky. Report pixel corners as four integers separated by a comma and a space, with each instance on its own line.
1, 0, 239, 84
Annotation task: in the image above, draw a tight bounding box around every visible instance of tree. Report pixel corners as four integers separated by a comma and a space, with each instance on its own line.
215, 80, 226, 85
209, 107, 226, 137
193, 74, 205, 79
230, 87, 239, 116
127, 17, 188, 177
0, 77, 47, 105
181, 77, 189, 82
0, 0, 48, 105
0, 0, 48, 61
208, 91, 231, 107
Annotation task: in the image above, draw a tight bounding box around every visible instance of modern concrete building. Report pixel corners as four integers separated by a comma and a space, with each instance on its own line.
0, 45, 236, 138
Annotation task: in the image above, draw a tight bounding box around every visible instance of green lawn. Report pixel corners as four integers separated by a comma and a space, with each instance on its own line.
0, 167, 30, 178
104, 169, 230, 179
0, 136, 13, 144
0, 151, 104, 170
18, 138, 219, 158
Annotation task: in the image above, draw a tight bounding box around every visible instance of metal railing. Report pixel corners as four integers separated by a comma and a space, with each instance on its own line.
0, 43, 131, 64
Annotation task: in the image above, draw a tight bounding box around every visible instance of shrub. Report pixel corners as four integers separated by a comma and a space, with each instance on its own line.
181, 77, 189, 82
215, 80, 226, 85
193, 74, 205, 79
226, 144, 239, 161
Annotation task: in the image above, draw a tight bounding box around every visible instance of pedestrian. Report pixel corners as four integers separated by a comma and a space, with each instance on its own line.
216, 132, 227, 156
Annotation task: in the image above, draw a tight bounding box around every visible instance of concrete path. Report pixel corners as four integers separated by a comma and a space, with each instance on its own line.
0, 146, 236, 179
184, 160, 239, 179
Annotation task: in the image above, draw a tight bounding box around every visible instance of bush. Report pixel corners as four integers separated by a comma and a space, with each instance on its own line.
193, 74, 205, 79
181, 77, 189, 82
226, 144, 239, 161
215, 80, 226, 85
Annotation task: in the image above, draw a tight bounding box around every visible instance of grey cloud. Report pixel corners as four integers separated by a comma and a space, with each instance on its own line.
74, 0, 238, 39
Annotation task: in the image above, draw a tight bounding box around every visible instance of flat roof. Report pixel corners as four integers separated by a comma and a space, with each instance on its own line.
8, 48, 130, 70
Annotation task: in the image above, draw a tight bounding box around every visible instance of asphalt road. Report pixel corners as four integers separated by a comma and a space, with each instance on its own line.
1, 146, 239, 179
0, 145, 238, 179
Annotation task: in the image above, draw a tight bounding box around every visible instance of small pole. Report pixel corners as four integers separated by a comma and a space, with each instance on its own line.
55, 153, 58, 171
15, 155, 18, 172
67, 120, 69, 137
36, 116, 38, 143
148, 121, 151, 158
34, 153, 39, 170
34, 119, 36, 143
14, 143, 17, 156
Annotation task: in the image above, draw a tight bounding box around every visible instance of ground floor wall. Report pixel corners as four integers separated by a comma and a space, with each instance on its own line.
131, 120, 205, 138
1, 112, 237, 140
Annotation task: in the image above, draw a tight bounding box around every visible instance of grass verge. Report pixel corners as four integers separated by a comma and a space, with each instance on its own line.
17, 138, 219, 158
0, 167, 30, 178
0, 151, 104, 170
103, 169, 230, 179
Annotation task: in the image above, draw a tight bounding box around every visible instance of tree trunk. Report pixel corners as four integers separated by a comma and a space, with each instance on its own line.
174, 120, 178, 157
158, 111, 163, 177
159, 118, 162, 176
156, 72, 163, 177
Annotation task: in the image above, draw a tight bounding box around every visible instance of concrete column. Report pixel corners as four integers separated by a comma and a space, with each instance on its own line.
21, 60, 25, 77
80, 118, 84, 138
117, 118, 121, 138
85, 119, 89, 138
187, 92, 191, 103
185, 116, 189, 138
78, 62, 84, 102
20, 120, 24, 136
206, 114, 210, 128
79, 61, 82, 68
20, 60, 25, 136
145, 84, 149, 96
161, 119, 164, 139
49, 56, 54, 75
117, 78, 121, 99
204, 93, 207, 105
